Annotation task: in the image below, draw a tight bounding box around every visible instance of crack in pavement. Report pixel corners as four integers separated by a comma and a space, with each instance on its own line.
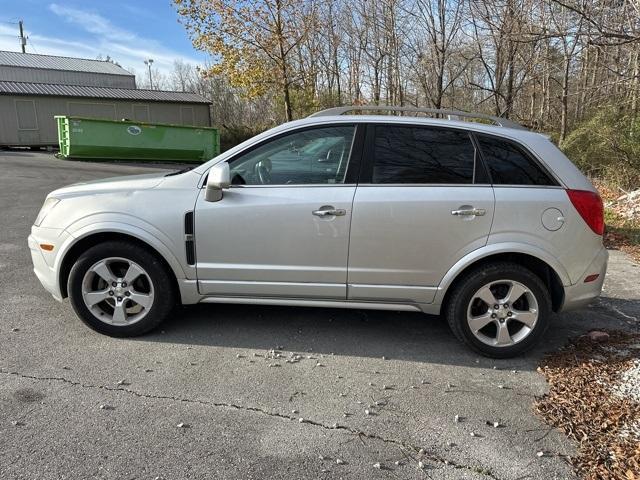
1, 368, 502, 479
596, 300, 639, 325
608, 305, 639, 323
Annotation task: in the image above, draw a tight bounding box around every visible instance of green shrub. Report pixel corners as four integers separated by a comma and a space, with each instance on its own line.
218, 125, 265, 152
562, 109, 640, 189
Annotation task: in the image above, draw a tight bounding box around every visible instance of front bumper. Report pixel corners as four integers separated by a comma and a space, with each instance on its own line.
28, 226, 70, 302
561, 246, 608, 312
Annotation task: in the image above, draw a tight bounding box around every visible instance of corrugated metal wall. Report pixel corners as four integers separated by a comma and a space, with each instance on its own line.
0, 66, 136, 88
0, 95, 211, 146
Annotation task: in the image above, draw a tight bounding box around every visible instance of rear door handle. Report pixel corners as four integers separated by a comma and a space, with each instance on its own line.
451, 207, 486, 216
313, 206, 346, 217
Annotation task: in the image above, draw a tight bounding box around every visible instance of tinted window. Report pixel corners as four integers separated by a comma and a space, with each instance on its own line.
477, 135, 556, 186
229, 126, 355, 185
372, 126, 475, 184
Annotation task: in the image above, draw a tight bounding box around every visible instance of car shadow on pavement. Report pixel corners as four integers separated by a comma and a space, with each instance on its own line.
138, 302, 607, 371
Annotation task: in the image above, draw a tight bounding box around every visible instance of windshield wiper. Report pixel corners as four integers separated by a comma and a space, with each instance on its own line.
165, 166, 194, 177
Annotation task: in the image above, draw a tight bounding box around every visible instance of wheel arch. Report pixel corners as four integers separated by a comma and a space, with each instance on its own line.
58, 230, 182, 302
437, 247, 567, 313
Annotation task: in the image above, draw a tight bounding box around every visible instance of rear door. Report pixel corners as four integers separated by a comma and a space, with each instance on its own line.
347, 123, 495, 304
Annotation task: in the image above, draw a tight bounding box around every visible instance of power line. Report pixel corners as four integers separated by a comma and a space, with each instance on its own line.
28, 37, 39, 54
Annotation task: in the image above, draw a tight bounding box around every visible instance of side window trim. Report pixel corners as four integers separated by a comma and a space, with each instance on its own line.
345, 122, 366, 184
472, 132, 561, 187
358, 123, 375, 184
469, 131, 492, 185
222, 123, 364, 187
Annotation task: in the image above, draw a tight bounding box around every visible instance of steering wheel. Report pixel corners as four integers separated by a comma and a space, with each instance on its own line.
255, 159, 272, 185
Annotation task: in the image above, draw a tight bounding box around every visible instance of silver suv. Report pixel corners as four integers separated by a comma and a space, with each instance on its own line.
29, 107, 607, 358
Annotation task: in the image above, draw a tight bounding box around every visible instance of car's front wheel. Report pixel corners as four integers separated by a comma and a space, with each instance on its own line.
68, 241, 176, 336
445, 262, 551, 358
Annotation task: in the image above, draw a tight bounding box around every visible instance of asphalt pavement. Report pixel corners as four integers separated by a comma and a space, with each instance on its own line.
1, 151, 639, 480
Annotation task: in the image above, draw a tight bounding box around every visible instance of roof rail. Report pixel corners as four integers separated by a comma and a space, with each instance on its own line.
308, 105, 526, 130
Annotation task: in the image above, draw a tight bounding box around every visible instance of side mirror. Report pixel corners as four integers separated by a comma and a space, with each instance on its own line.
205, 163, 230, 202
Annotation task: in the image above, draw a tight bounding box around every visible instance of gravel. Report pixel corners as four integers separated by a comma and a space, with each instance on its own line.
619, 419, 640, 442
613, 358, 640, 403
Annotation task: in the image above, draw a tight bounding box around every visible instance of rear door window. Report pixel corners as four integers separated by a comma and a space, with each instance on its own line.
371, 125, 476, 184
476, 134, 557, 186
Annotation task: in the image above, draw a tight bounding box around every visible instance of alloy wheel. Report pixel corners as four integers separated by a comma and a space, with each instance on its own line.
466, 279, 539, 347
81, 257, 155, 326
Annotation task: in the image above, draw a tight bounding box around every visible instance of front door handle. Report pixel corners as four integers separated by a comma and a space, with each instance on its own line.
313, 206, 346, 217
451, 207, 486, 217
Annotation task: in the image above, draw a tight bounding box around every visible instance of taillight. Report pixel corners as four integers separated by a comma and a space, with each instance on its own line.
566, 189, 604, 235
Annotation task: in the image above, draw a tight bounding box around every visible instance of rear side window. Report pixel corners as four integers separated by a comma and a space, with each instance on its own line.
372, 125, 475, 184
476, 135, 557, 186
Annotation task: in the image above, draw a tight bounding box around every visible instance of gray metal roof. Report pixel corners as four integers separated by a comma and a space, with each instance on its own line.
0, 50, 134, 76
0, 81, 211, 104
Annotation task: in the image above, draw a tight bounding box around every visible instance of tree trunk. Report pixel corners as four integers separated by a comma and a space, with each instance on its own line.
577, 46, 590, 121
275, 0, 293, 121
631, 46, 639, 115
283, 79, 293, 122
560, 56, 571, 143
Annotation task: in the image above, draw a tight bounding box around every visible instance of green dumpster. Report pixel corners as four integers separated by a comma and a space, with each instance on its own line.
55, 116, 220, 163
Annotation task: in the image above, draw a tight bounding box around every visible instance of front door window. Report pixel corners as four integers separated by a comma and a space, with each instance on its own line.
229, 126, 356, 186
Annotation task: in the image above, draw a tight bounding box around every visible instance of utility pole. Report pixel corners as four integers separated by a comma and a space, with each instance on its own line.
144, 59, 154, 89
18, 20, 27, 53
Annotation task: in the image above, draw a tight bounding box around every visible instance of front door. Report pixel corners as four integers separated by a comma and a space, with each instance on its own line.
347, 124, 495, 304
195, 124, 362, 299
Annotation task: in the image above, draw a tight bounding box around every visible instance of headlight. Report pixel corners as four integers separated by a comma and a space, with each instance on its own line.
34, 198, 60, 226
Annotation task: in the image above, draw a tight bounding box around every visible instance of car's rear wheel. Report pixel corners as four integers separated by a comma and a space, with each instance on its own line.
445, 262, 551, 358
68, 241, 176, 336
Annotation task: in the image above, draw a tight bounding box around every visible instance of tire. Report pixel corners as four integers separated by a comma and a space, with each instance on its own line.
68, 240, 176, 337
445, 262, 551, 358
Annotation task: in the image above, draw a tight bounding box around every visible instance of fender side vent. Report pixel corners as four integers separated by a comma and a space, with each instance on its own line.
184, 211, 194, 234
184, 211, 195, 265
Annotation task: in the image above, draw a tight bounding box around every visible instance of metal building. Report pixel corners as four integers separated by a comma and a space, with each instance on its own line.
0, 51, 211, 147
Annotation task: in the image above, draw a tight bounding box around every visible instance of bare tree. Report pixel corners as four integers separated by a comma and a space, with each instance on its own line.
171, 0, 640, 135
171, 60, 197, 92
408, 0, 466, 108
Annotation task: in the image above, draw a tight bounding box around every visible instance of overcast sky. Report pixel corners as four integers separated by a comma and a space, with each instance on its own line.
0, 0, 207, 79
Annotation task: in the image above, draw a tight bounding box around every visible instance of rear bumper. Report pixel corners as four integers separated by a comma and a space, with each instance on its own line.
560, 246, 608, 312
